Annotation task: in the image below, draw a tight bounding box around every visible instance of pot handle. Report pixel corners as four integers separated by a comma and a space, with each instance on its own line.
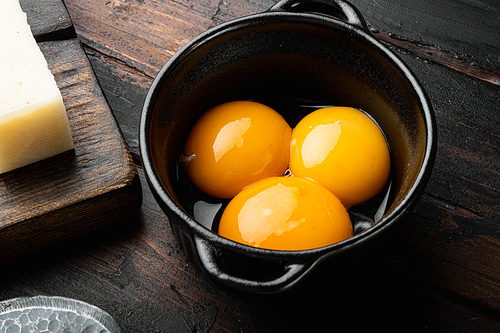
269, 0, 370, 33
194, 236, 315, 293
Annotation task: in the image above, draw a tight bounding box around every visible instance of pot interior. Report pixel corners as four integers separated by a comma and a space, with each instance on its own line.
148, 14, 430, 232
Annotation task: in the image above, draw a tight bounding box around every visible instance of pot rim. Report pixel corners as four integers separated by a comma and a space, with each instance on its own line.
139, 9, 437, 261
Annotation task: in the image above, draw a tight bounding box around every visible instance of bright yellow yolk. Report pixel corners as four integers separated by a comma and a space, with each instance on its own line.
289, 107, 391, 208
218, 176, 352, 251
183, 101, 292, 199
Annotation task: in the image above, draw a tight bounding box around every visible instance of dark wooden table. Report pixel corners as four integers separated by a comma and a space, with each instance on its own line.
2, 0, 500, 331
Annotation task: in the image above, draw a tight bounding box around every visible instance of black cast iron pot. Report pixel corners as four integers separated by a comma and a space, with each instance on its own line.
139, 0, 437, 293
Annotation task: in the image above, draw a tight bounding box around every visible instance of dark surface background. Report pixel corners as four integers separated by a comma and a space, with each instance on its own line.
1, 0, 499, 332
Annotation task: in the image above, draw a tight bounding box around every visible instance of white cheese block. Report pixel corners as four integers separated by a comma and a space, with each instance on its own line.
0, 0, 74, 174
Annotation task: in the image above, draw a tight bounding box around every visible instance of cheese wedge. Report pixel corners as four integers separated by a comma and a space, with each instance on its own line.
0, 0, 74, 174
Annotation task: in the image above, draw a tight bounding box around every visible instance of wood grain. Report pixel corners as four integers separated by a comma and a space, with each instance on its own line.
350, 0, 500, 75
64, 0, 276, 78
0, 0, 142, 262
20, 0, 74, 41
373, 30, 500, 86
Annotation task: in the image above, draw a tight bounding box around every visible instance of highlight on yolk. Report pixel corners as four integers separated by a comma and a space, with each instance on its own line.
289, 106, 391, 208
183, 101, 292, 199
218, 176, 352, 251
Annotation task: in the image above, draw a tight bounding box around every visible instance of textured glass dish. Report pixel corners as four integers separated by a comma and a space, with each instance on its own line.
0, 296, 121, 333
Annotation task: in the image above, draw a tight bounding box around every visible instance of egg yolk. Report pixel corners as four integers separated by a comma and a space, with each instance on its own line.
289, 107, 391, 208
218, 176, 352, 251
183, 101, 292, 199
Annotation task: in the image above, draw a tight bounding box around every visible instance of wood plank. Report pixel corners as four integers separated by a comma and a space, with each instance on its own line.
0, 2, 142, 262
350, 0, 500, 75
373, 30, 500, 86
0, 37, 142, 262
378, 50, 500, 313
83, 50, 149, 155
63, 0, 276, 78
65, 0, 500, 82
20, 0, 75, 41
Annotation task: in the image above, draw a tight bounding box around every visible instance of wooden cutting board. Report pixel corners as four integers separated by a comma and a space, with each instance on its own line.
0, 0, 142, 262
